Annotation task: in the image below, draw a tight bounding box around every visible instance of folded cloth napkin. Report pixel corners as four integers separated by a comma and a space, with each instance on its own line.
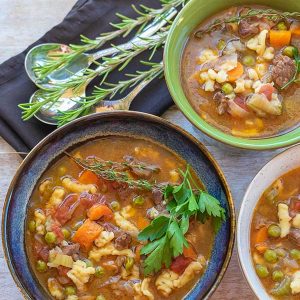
0, 0, 173, 153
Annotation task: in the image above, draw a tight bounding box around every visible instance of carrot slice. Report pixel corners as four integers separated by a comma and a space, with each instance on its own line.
227, 62, 244, 82
78, 170, 100, 186
136, 216, 150, 230
183, 244, 198, 260
255, 243, 268, 254
292, 28, 300, 36
269, 30, 291, 48
72, 219, 102, 250
254, 226, 268, 245
87, 204, 113, 221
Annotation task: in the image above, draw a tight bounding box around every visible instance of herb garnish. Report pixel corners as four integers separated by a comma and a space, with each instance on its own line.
139, 168, 226, 276
195, 8, 300, 38
281, 47, 300, 90
69, 155, 226, 276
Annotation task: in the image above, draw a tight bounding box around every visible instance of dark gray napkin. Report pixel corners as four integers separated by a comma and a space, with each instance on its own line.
0, 0, 173, 153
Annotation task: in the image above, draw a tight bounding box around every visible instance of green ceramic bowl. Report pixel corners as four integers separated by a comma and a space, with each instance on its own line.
164, 0, 300, 150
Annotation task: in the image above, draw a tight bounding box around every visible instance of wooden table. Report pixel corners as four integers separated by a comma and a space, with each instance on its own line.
0, 1, 283, 299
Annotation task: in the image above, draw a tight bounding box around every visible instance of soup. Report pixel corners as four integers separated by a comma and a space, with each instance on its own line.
250, 167, 300, 298
26, 136, 225, 300
182, 6, 300, 138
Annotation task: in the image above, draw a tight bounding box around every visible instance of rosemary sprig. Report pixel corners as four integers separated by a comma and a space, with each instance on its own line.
195, 8, 300, 38
33, 0, 185, 79
19, 34, 166, 122
55, 61, 164, 126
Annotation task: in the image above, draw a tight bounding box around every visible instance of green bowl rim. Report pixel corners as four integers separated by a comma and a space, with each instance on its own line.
164, 0, 300, 150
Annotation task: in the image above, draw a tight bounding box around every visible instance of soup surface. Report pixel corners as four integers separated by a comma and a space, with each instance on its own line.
251, 167, 300, 298
182, 6, 300, 138
25, 136, 223, 300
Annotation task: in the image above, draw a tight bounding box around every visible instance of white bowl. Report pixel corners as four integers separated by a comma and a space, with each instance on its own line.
237, 144, 300, 300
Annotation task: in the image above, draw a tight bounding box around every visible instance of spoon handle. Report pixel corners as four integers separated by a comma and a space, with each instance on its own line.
91, 7, 177, 61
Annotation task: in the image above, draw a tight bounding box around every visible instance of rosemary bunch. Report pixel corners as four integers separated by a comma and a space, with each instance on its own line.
56, 61, 164, 126
33, 0, 185, 79
195, 8, 300, 38
19, 33, 166, 122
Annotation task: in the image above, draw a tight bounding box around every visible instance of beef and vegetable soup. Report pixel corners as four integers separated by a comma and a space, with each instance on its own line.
182, 6, 300, 138
26, 136, 226, 300
251, 167, 300, 298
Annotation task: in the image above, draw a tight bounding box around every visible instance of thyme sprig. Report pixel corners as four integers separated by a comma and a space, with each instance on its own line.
19, 33, 166, 122
195, 8, 300, 38
33, 0, 185, 79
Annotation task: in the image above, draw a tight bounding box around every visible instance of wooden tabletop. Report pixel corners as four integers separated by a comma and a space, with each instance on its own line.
0, 1, 283, 299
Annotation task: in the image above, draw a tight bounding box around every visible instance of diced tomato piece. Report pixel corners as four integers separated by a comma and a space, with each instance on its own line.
57, 266, 71, 277
170, 255, 193, 274
51, 222, 65, 243
259, 84, 275, 101
55, 194, 79, 225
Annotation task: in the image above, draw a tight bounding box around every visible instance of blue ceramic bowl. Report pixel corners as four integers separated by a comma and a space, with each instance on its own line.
2, 111, 235, 299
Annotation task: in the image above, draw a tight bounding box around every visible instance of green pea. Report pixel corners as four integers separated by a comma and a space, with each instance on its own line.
45, 231, 57, 244
62, 228, 71, 240
28, 220, 36, 233
36, 260, 47, 272
283, 46, 297, 58
242, 55, 256, 67
95, 266, 105, 277
217, 39, 226, 50
125, 257, 135, 271
277, 22, 288, 31
272, 270, 284, 282
255, 264, 269, 278
264, 249, 278, 263
110, 201, 120, 211
96, 296, 106, 300
84, 259, 93, 268
221, 83, 234, 95
267, 224, 281, 238
65, 286, 76, 296
133, 195, 145, 206
290, 249, 300, 260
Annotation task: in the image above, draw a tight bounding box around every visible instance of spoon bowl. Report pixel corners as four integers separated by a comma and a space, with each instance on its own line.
25, 43, 90, 90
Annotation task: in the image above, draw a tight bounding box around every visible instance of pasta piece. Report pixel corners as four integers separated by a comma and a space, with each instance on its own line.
121, 205, 136, 218
34, 209, 46, 235
121, 264, 140, 280
278, 203, 292, 238
141, 278, 154, 300
89, 243, 134, 262
94, 231, 114, 248
292, 214, 300, 229
155, 270, 179, 297
215, 70, 228, 83
291, 271, 300, 294
46, 187, 65, 209
62, 177, 97, 194
263, 47, 275, 61
39, 179, 51, 195
248, 68, 259, 81
204, 79, 215, 92
246, 30, 268, 56
173, 257, 204, 288
114, 212, 139, 237
67, 260, 95, 292
208, 69, 217, 80
234, 79, 246, 93
47, 278, 64, 300
66, 296, 78, 300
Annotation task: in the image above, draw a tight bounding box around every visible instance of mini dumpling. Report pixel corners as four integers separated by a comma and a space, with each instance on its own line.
46, 187, 65, 209
94, 231, 114, 248
155, 270, 179, 297
89, 243, 134, 262
114, 212, 139, 237
62, 177, 97, 194
278, 203, 292, 238
67, 260, 95, 291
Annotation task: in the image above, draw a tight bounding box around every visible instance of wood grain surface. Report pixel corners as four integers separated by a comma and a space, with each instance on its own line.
0, 1, 283, 299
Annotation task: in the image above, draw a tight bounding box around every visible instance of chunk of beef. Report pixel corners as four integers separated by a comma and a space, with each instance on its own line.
114, 232, 132, 250
55, 194, 79, 225
34, 240, 49, 261
272, 54, 296, 88
289, 196, 300, 218
61, 243, 80, 261
57, 266, 72, 285
152, 188, 164, 205
289, 228, 300, 247
214, 91, 228, 115
238, 18, 260, 38
102, 222, 120, 234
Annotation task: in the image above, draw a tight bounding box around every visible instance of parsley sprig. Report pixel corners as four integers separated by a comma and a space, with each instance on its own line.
138, 167, 226, 276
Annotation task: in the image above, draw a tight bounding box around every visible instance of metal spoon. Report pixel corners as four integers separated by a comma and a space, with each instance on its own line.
28, 35, 163, 125
25, 8, 176, 89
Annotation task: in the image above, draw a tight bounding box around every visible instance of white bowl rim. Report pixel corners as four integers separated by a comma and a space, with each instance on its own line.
237, 143, 300, 300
